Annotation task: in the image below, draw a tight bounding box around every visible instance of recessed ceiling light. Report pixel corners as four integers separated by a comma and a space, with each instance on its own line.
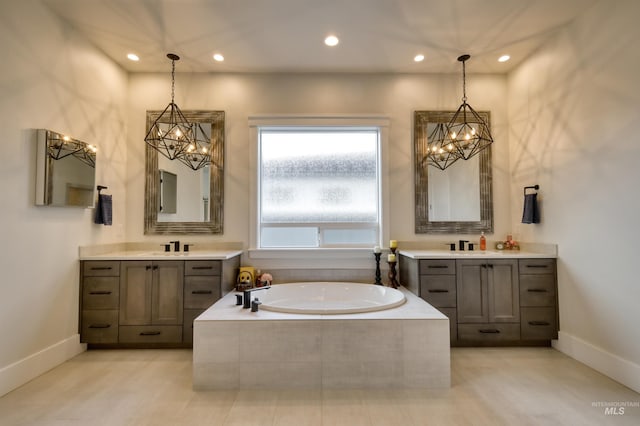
324, 35, 339, 47
127, 53, 139, 61
498, 54, 510, 63
213, 53, 224, 62
414, 54, 425, 62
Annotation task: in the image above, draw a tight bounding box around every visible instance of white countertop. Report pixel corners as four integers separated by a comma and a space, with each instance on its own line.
80, 250, 243, 261
399, 249, 556, 259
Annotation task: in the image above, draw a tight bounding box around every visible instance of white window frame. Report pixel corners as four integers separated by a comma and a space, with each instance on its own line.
248, 115, 390, 258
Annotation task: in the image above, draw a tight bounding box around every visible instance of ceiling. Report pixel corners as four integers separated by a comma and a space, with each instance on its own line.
43, 0, 597, 74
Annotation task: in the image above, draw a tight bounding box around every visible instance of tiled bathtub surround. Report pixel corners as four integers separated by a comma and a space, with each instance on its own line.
193, 287, 450, 389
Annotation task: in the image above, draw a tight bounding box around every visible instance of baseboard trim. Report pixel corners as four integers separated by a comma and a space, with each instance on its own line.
0, 334, 86, 397
553, 331, 640, 393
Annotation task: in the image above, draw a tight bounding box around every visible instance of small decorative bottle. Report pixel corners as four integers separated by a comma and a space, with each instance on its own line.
479, 232, 486, 251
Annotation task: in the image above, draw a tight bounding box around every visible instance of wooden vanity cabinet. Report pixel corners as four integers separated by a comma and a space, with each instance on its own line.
418, 259, 457, 342
80, 261, 120, 344
519, 259, 558, 341
119, 260, 184, 344
80, 254, 240, 347
183, 260, 222, 344
399, 254, 558, 346
456, 259, 520, 342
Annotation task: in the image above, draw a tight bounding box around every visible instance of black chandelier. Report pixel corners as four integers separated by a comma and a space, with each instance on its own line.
427, 54, 493, 170
144, 53, 211, 171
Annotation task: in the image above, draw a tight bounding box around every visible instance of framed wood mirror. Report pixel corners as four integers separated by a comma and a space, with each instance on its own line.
414, 110, 493, 234
144, 110, 224, 234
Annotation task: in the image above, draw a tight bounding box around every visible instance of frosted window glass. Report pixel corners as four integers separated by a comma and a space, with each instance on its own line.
261, 131, 378, 223
322, 228, 377, 245
261, 227, 318, 247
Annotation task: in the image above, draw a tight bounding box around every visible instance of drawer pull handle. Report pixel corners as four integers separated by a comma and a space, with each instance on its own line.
478, 329, 500, 334
139, 331, 161, 336
427, 265, 448, 269
428, 289, 449, 293
89, 291, 112, 295
88, 324, 111, 329
527, 288, 548, 293
192, 266, 214, 270
528, 321, 550, 326
526, 265, 549, 268
192, 290, 213, 295
90, 267, 112, 271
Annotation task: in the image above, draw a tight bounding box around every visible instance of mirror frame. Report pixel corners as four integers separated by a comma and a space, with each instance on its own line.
144, 110, 225, 235
414, 110, 493, 234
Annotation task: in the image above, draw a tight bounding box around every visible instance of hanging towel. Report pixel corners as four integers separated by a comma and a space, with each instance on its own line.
521, 193, 540, 224
94, 194, 113, 226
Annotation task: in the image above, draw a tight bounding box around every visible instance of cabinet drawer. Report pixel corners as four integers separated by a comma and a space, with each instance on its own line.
419, 259, 455, 275
184, 276, 221, 309
119, 326, 182, 343
457, 323, 520, 342
521, 307, 558, 340
83, 261, 120, 276
520, 275, 556, 307
185, 260, 221, 276
420, 275, 456, 307
81, 310, 119, 343
437, 307, 457, 342
518, 259, 555, 275
82, 277, 119, 309
183, 309, 205, 345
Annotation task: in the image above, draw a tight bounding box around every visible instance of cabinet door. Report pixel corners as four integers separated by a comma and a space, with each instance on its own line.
120, 261, 153, 325
456, 260, 488, 323
487, 259, 519, 323
152, 260, 184, 325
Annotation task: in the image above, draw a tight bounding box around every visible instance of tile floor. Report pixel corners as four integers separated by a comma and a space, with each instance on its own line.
0, 347, 638, 425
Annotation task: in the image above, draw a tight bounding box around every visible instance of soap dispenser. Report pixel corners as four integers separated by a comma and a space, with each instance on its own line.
479, 232, 486, 251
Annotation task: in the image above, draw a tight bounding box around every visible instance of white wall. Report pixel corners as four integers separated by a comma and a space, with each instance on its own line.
508, 0, 640, 390
126, 72, 510, 246
0, 1, 128, 395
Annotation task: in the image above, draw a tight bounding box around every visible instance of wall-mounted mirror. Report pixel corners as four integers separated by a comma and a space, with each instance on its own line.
414, 111, 493, 234
144, 110, 224, 234
35, 129, 97, 208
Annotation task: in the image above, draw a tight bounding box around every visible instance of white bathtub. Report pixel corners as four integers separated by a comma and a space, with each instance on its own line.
257, 282, 406, 314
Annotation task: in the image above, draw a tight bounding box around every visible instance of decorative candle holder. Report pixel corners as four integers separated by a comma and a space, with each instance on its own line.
373, 252, 382, 285
387, 261, 399, 289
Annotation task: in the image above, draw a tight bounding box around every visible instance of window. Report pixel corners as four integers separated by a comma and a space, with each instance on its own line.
258, 127, 380, 248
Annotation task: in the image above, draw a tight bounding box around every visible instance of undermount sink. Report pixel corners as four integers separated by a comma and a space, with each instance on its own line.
136, 251, 187, 256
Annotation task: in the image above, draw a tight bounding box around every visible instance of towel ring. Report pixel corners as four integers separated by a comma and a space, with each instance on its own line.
524, 184, 539, 196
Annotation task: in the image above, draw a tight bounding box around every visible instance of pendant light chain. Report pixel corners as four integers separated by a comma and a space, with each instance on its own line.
171, 57, 176, 105
461, 58, 467, 103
